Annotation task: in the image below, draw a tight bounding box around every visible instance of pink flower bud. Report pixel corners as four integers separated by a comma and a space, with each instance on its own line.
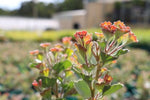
62, 37, 72, 45
29, 50, 39, 55
40, 43, 50, 48
39, 79, 42, 87
104, 74, 113, 84
32, 80, 38, 87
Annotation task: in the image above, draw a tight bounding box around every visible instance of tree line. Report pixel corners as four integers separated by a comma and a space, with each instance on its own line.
0, 0, 83, 18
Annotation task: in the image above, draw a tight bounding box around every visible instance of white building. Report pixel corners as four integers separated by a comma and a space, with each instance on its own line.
0, 16, 59, 30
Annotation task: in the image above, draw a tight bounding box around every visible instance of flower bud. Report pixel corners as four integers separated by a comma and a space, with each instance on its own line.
62, 37, 72, 45
128, 32, 138, 43
101, 68, 107, 73
84, 34, 92, 45
112, 60, 117, 64
98, 78, 104, 84
40, 43, 50, 48
32, 80, 38, 87
100, 21, 117, 39
50, 47, 63, 52
29, 50, 39, 55
114, 20, 130, 33
39, 79, 42, 87
104, 74, 113, 84
95, 32, 104, 39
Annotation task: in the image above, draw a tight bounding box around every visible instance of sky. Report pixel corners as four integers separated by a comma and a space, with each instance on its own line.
0, 0, 63, 10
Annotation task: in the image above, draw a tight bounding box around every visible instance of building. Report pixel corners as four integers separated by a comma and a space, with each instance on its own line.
54, 0, 131, 29
0, 0, 149, 30
0, 16, 59, 30
54, 0, 150, 30
53, 10, 86, 29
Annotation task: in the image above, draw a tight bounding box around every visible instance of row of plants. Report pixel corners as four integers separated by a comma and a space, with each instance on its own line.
1, 28, 150, 52
0, 28, 150, 43
29, 21, 141, 100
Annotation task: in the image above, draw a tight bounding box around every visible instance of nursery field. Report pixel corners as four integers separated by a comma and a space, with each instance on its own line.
0, 28, 150, 43
0, 28, 150, 100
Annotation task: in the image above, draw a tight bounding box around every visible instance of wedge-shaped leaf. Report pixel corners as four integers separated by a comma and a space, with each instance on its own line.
101, 52, 117, 64
115, 49, 129, 57
53, 60, 72, 74
75, 44, 87, 58
102, 83, 124, 96
74, 50, 86, 64
37, 76, 56, 88
86, 43, 92, 60
74, 79, 91, 99
90, 55, 97, 65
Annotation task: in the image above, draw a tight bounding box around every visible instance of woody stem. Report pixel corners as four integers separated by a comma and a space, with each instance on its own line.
91, 63, 102, 99
55, 81, 59, 98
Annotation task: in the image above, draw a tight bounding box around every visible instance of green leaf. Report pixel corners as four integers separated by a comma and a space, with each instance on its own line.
81, 74, 93, 83
66, 48, 73, 57
29, 63, 42, 69
53, 60, 72, 74
41, 88, 51, 100
101, 52, 117, 64
63, 82, 74, 96
82, 64, 94, 72
102, 83, 124, 96
74, 50, 86, 64
115, 30, 126, 39
37, 54, 43, 61
74, 79, 91, 99
95, 83, 105, 93
115, 49, 129, 56
98, 41, 106, 51
29, 63, 37, 68
90, 55, 97, 65
37, 76, 56, 88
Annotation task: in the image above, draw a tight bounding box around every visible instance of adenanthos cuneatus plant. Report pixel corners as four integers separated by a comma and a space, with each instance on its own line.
29, 20, 138, 100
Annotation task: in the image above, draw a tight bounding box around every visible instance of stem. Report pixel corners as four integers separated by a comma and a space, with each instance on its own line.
91, 63, 102, 100
55, 81, 59, 98
44, 49, 52, 68
85, 54, 89, 67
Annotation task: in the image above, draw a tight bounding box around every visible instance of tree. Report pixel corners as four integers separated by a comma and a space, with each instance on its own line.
0, 0, 84, 18
18, 1, 35, 17
56, 0, 83, 12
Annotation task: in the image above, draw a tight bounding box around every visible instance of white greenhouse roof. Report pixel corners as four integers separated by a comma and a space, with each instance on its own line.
0, 16, 59, 30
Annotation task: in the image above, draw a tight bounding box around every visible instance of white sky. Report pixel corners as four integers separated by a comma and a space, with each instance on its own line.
0, 0, 63, 10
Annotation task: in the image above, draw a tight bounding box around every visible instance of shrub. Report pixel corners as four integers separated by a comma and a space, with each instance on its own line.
29, 20, 138, 100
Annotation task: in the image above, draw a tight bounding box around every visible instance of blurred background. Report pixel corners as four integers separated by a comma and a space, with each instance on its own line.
0, 0, 150, 100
